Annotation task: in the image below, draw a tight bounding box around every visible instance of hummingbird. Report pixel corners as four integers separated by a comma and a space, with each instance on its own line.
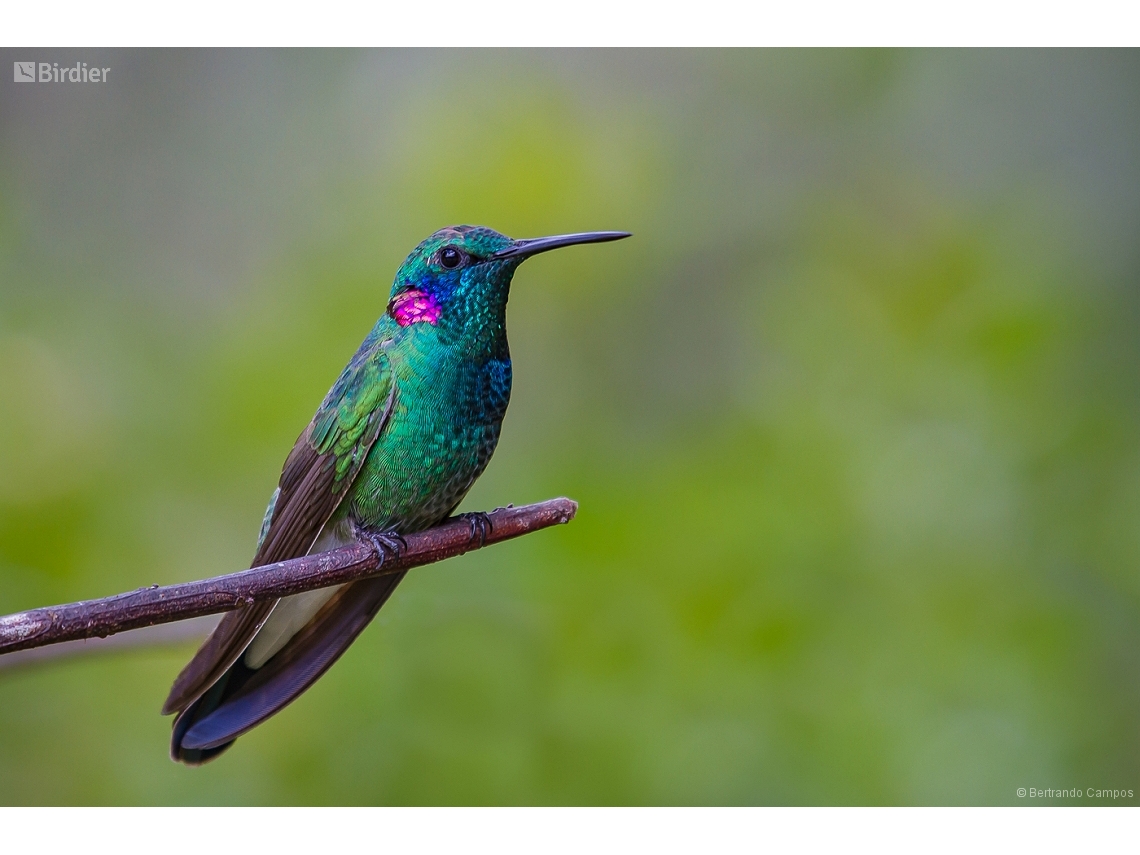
163, 225, 629, 764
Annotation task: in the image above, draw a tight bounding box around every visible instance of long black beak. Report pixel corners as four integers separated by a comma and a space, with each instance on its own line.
490, 231, 631, 261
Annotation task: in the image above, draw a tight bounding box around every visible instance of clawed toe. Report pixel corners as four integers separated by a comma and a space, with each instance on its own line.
355, 526, 408, 565
458, 512, 493, 547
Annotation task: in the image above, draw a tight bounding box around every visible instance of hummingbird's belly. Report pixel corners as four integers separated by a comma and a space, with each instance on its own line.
339, 355, 511, 533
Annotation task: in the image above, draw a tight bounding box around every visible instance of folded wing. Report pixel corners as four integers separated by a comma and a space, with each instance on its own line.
163, 341, 396, 760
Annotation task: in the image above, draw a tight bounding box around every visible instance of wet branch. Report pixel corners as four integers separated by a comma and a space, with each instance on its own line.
0, 498, 577, 657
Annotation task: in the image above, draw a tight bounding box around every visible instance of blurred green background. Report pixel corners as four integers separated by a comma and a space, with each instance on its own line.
0, 49, 1138, 805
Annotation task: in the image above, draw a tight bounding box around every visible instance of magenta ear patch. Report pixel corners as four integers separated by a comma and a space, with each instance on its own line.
389, 290, 442, 327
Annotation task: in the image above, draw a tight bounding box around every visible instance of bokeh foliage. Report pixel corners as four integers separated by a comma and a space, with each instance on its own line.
0, 49, 1138, 804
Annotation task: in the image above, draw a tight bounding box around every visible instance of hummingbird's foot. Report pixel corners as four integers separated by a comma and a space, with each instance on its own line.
353, 524, 408, 567
458, 512, 493, 548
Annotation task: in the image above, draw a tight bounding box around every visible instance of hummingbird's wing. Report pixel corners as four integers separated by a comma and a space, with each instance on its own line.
163, 343, 396, 718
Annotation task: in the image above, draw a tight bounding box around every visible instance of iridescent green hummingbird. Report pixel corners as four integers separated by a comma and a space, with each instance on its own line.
164, 225, 629, 764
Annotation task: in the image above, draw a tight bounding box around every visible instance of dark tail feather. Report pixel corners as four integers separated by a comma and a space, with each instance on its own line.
169, 572, 406, 764
170, 664, 249, 764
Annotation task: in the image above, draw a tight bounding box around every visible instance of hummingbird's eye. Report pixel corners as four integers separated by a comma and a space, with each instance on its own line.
439, 246, 465, 269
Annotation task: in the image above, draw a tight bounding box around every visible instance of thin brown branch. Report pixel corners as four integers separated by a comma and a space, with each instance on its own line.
0, 498, 577, 657
0, 615, 221, 672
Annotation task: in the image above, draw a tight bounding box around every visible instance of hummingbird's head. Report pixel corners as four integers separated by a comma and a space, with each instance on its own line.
387, 225, 630, 338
